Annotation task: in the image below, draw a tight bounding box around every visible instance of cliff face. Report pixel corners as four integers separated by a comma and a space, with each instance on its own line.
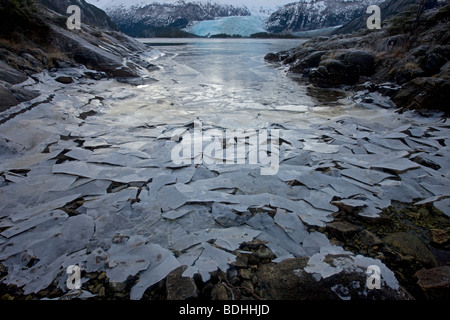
36, 0, 118, 31
96, 1, 251, 38
0, 0, 154, 111
265, 0, 384, 34
333, 0, 438, 34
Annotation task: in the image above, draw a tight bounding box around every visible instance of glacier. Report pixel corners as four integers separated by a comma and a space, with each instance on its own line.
185, 16, 267, 37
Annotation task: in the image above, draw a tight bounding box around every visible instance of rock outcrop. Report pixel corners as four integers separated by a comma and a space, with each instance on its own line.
265, 0, 384, 34
414, 266, 450, 299
0, 0, 154, 111
254, 257, 408, 300
36, 0, 118, 30
265, 2, 450, 114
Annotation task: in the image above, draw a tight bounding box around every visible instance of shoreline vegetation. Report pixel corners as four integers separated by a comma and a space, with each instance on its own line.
0, 0, 449, 301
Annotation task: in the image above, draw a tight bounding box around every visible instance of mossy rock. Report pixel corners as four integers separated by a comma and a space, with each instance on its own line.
383, 232, 439, 268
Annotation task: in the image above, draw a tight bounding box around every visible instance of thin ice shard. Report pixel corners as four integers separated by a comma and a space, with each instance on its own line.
9, 193, 81, 223
157, 184, 188, 211
129, 244, 180, 300
1, 210, 67, 239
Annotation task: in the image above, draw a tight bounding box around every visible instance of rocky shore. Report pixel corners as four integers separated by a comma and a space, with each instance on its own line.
265, 3, 450, 114
1, 0, 450, 301
2, 198, 449, 301
0, 0, 157, 113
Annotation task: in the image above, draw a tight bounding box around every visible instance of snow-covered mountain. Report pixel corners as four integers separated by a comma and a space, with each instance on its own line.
184, 15, 267, 37
85, 1, 296, 37
86, 0, 295, 16
85, 0, 387, 37
266, 0, 385, 33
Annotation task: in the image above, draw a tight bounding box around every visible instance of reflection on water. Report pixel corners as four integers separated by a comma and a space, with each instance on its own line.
103, 38, 376, 129
305, 86, 348, 105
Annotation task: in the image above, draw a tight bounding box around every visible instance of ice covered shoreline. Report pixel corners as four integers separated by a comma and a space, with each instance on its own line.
0, 45, 449, 299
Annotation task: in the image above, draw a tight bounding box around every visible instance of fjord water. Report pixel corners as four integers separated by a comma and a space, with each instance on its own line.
104, 38, 362, 129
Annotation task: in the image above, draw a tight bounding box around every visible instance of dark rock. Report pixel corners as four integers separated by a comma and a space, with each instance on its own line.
55, 76, 74, 84
166, 266, 199, 300
383, 232, 439, 268
84, 71, 107, 80
418, 53, 447, 76
0, 61, 28, 85
238, 268, 252, 280
392, 77, 450, 113
289, 50, 327, 75
210, 283, 231, 300
255, 257, 407, 300
309, 58, 360, 88
115, 77, 158, 86
22, 53, 42, 69
10, 87, 40, 103
374, 34, 410, 53
429, 229, 450, 246
255, 258, 313, 300
49, 25, 143, 79
283, 47, 317, 65
335, 50, 376, 76
264, 52, 282, 62
36, 0, 118, 31
55, 61, 75, 69
0, 85, 19, 111
254, 246, 276, 261
358, 230, 384, 247
414, 266, 450, 299
326, 221, 361, 239
78, 110, 97, 120
417, 45, 450, 76
395, 65, 426, 85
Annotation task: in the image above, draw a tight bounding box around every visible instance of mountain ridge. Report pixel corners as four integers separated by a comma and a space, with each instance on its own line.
85, 0, 298, 37
266, 0, 385, 34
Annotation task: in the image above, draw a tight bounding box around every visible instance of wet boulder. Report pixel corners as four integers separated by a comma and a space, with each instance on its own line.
392, 76, 450, 113
414, 266, 450, 299
282, 46, 317, 65
334, 50, 376, 77
309, 58, 360, 88
0, 60, 38, 111
383, 232, 439, 268
0, 85, 19, 111
264, 52, 283, 62
416, 45, 450, 76
289, 50, 327, 76
0, 60, 28, 85
55, 76, 74, 84
254, 256, 408, 300
166, 266, 199, 300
